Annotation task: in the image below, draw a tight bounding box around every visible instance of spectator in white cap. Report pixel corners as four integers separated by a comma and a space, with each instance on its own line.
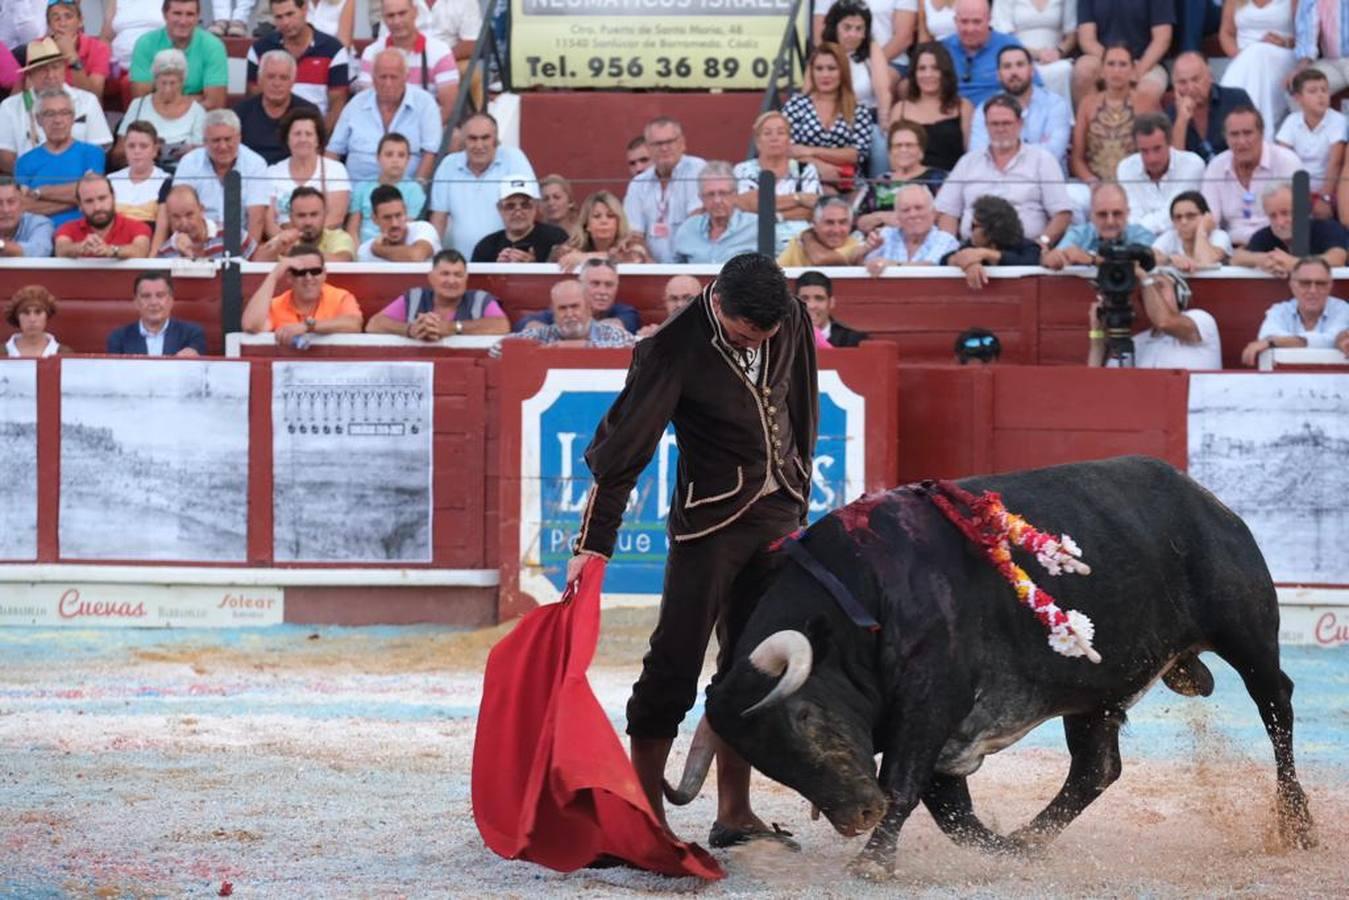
471, 175, 569, 263
356, 182, 439, 262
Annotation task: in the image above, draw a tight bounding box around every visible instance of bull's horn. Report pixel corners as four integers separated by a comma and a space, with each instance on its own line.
742, 629, 813, 716
662, 716, 715, 805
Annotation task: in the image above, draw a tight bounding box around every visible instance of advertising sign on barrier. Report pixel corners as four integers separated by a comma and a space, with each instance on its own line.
517, 367, 866, 604
508, 0, 807, 90
0, 583, 284, 628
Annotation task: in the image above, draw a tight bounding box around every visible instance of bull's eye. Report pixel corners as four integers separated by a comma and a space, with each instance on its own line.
795, 707, 811, 725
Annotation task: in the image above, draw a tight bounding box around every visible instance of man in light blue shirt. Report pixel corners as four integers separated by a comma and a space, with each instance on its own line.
327, 50, 441, 183
1241, 256, 1349, 365
163, 109, 270, 248
673, 161, 759, 264
864, 184, 960, 273
968, 46, 1070, 171
0, 178, 53, 257
624, 116, 705, 264
942, 1, 1034, 106
1041, 182, 1156, 269
428, 111, 536, 255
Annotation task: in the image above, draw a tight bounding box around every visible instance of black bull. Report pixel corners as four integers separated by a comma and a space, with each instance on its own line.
690, 456, 1315, 877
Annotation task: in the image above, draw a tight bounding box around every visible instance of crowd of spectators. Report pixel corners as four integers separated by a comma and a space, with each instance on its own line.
3, 0, 1349, 367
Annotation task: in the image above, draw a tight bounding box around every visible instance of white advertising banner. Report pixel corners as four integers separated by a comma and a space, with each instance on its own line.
1187, 373, 1349, 585
59, 359, 251, 561
0, 582, 284, 628
0, 360, 37, 560
272, 361, 434, 562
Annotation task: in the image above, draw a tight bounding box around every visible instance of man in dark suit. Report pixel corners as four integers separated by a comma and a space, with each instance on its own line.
106, 271, 207, 356
565, 253, 818, 850
797, 270, 869, 347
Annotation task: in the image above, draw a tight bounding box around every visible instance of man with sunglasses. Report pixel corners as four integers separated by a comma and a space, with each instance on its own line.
470, 176, 567, 264
1241, 256, 1349, 366
1200, 104, 1300, 246
1040, 182, 1155, 271
242, 242, 363, 345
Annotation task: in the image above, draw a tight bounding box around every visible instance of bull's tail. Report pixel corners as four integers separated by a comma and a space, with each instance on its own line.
1161, 651, 1215, 697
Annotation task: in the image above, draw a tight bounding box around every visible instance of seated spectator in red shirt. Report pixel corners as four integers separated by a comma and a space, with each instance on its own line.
367, 248, 510, 339
241, 243, 363, 345
39, 0, 111, 99
54, 173, 152, 259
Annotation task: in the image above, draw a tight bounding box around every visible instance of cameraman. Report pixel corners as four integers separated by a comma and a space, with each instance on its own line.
1087, 266, 1222, 369
1041, 182, 1157, 271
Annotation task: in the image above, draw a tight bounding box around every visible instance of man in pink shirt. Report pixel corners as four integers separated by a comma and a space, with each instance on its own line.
356, 0, 459, 124
365, 248, 509, 339
1200, 104, 1301, 246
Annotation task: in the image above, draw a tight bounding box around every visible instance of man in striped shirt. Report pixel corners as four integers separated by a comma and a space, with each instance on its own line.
246, 0, 350, 132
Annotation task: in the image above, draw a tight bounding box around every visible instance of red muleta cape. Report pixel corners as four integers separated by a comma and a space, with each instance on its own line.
471, 556, 724, 879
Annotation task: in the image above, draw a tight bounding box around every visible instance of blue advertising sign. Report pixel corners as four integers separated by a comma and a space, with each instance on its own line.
519, 369, 865, 601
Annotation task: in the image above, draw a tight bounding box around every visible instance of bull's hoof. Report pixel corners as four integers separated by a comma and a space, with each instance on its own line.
1277, 785, 1318, 850
1007, 824, 1056, 856
847, 852, 895, 881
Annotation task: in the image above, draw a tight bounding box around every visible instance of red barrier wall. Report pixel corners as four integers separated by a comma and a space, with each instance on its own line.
2, 266, 1292, 370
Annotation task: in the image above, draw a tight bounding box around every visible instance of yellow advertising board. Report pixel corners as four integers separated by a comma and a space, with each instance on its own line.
509, 0, 809, 90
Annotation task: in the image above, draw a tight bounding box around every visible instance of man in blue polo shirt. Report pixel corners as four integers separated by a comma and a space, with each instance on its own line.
327, 50, 440, 183
246, 0, 350, 131
942, 0, 1030, 106
14, 90, 105, 228
428, 111, 536, 255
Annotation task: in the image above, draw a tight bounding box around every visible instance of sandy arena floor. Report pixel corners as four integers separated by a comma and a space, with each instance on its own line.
1, 611, 1346, 898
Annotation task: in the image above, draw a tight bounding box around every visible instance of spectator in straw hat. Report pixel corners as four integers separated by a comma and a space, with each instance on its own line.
0, 36, 113, 172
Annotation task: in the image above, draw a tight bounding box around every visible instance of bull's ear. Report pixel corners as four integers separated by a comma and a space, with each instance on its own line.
804, 615, 831, 666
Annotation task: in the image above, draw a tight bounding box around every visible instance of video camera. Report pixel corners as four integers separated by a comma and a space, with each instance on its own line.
1093, 240, 1156, 366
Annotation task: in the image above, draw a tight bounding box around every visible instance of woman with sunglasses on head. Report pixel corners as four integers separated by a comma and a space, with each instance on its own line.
782, 42, 874, 192
888, 41, 970, 174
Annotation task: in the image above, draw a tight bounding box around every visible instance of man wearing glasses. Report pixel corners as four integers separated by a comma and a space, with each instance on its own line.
0, 36, 112, 174
13, 89, 104, 227
1200, 104, 1300, 246
623, 116, 705, 264
470, 176, 568, 264
1241, 256, 1349, 366
242, 243, 363, 346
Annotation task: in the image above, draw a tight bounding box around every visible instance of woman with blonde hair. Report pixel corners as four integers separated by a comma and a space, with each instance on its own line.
782, 42, 873, 191
4, 286, 65, 358
539, 175, 579, 234
733, 110, 821, 251
550, 191, 650, 270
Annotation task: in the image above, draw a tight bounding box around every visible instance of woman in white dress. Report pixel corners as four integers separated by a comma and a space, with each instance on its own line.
265, 107, 351, 236
1218, 0, 1296, 131
917, 0, 956, 43
99, 0, 164, 76
991, 0, 1077, 103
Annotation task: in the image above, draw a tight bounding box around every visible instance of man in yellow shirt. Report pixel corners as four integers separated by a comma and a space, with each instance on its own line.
776, 197, 879, 267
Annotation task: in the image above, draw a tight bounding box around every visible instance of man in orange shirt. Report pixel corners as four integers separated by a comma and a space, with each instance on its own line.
241, 243, 363, 346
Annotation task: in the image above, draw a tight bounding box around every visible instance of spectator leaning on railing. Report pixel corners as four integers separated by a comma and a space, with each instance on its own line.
242, 243, 363, 345
500, 279, 636, 352
155, 107, 269, 250
1040, 181, 1155, 271
1231, 183, 1348, 276
939, 194, 1042, 288
778, 196, 880, 267
367, 248, 510, 339
864, 183, 960, 274
1240, 256, 1349, 366
156, 182, 258, 260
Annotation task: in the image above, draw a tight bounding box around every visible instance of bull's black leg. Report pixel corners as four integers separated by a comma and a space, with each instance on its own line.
921, 773, 1020, 854
1210, 644, 1317, 849
1010, 708, 1123, 850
